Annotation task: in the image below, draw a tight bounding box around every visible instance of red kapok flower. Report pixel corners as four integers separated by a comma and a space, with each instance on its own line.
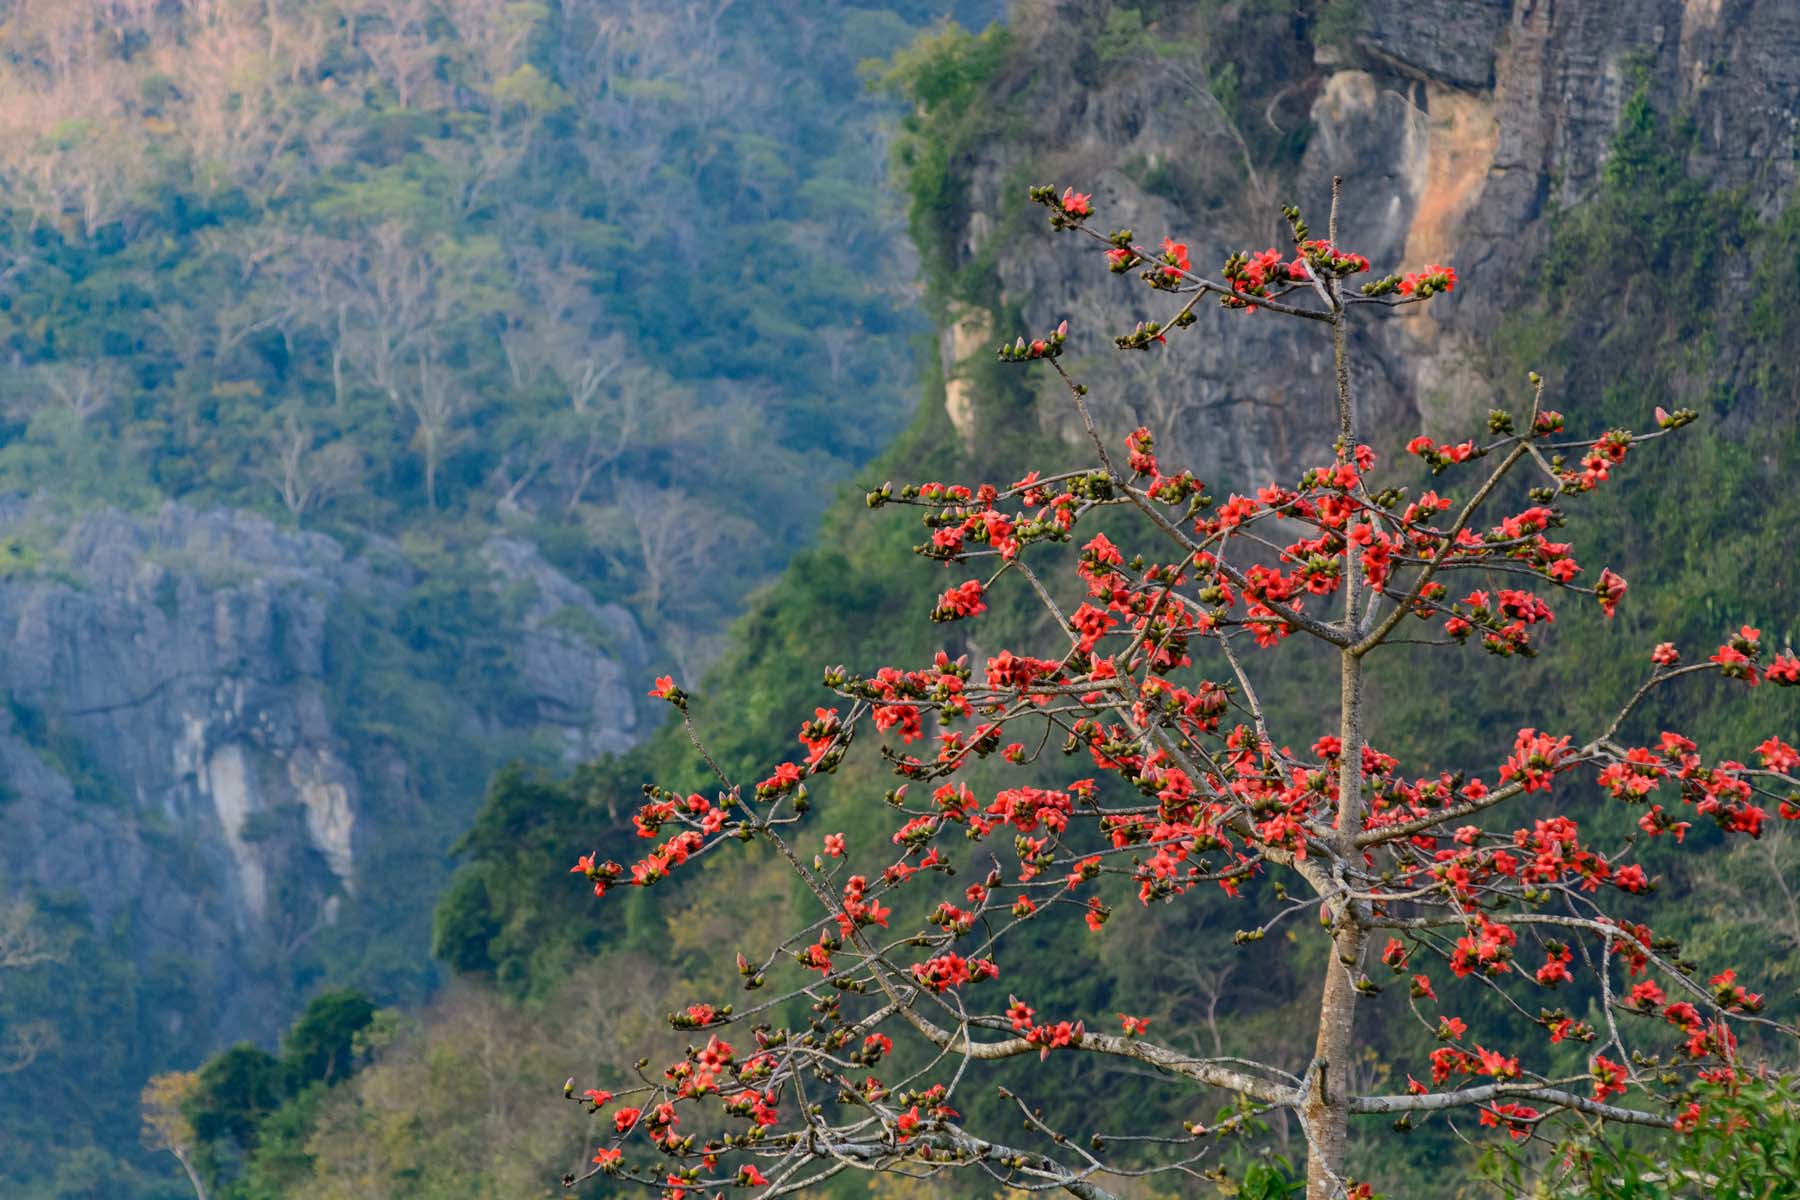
1594, 568, 1628, 619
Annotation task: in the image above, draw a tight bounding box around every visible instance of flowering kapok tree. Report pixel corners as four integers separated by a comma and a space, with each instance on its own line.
561, 181, 1800, 1200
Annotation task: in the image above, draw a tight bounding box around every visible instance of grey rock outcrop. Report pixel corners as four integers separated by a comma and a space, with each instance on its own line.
481, 536, 647, 763
942, 0, 1800, 478
0, 499, 647, 1043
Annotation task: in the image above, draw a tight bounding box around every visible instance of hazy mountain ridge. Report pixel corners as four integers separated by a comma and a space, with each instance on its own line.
0, 0, 997, 1192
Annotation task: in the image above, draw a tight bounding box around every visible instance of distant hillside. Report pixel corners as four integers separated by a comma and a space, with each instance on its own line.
0, 1, 995, 1195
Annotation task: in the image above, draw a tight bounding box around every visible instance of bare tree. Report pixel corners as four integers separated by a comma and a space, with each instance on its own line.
543, 338, 662, 518
602, 485, 755, 626
403, 344, 467, 511
424, 113, 533, 222
191, 227, 302, 364
35, 360, 119, 423
1700, 826, 1800, 967
0, 901, 55, 973
21, 110, 149, 238
357, 0, 441, 111
283, 233, 359, 409
262, 412, 364, 517
0, 900, 61, 1076
339, 223, 439, 399
162, 11, 273, 190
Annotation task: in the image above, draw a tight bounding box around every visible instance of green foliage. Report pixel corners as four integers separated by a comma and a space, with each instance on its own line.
171, 992, 380, 1200
1308, 0, 1367, 50
431, 762, 617, 989
1543, 83, 1747, 320
228, 1084, 331, 1200
266, 973, 683, 1200
1341, 77, 1800, 1193
1229, 1154, 1308, 1198
281, 991, 378, 1089
876, 19, 1015, 317
12, 7, 1799, 1199
0, 3, 1003, 1193
4, 693, 127, 809
0, 0, 974, 658
187, 1045, 288, 1188
1486, 1077, 1800, 1199
1430, 78, 1798, 756
0, 892, 209, 1200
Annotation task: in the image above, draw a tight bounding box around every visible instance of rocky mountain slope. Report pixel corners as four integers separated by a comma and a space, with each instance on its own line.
929, 0, 1800, 479
0, 500, 646, 1043
0, 0, 1002, 1193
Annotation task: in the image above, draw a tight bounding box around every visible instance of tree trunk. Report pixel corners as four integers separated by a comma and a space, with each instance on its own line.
1306, 181, 1367, 1199
171, 1148, 209, 1200
424, 435, 438, 511
1304, 923, 1365, 1199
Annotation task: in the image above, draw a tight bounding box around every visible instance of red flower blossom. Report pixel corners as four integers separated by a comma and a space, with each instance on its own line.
936, 579, 987, 621
1594, 568, 1628, 618
1160, 237, 1190, 278
1397, 264, 1456, 297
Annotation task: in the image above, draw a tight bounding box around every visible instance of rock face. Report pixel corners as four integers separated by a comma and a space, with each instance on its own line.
942, 0, 1800, 478
0, 498, 646, 1043
481, 537, 647, 764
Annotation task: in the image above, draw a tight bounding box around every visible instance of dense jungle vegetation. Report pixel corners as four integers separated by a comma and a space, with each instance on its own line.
0, 0, 992, 1193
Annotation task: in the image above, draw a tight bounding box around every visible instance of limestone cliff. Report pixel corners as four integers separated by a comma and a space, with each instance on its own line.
0, 498, 646, 1044
932, 0, 1800, 477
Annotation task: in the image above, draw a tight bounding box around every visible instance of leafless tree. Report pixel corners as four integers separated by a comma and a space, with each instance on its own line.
339, 223, 439, 398
600, 485, 759, 673
0, 900, 62, 1075
262, 412, 364, 517
282, 233, 359, 408
403, 344, 467, 511
357, 0, 441, 111
34, 360, 119, 423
